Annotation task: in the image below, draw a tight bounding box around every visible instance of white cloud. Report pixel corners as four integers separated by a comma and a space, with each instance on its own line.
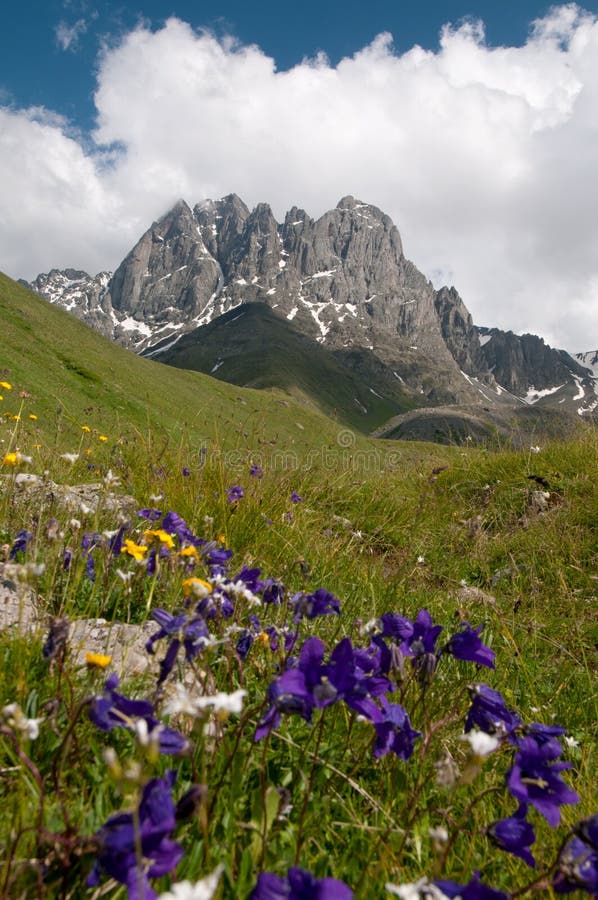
2, 5, 598, 350
55, 18, 88, 52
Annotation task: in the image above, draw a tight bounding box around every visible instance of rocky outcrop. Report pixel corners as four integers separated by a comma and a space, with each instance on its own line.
20, 269, 113, 339
477, 328, 589, 395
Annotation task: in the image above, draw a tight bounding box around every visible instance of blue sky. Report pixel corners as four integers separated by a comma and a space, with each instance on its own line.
2, 1, 587, 132
2, 2, 598, 349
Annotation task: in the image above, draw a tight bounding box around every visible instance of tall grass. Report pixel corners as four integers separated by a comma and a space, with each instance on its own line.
0, 378, 596, 898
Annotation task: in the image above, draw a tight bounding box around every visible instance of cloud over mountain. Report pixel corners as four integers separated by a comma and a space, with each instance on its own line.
1, 5, 598, 349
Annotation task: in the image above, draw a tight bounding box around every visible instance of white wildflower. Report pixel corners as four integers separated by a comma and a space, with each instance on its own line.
429, 826, 449, 845
103, 469, 120, 488
60, 453, 79, 464
564, 735, 580, 748
163, 684, 201, 718
417, 555, 425, 564
2, 702, 44, 740
386, 877, 451, 898
115, 568, 133, 584
461, 730, 500, 757
195, 689, 247, 715
158, 866, 224, 900
70, 518, 81, 530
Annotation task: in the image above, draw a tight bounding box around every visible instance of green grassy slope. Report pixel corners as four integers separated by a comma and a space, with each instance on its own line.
0, 274, 382, 456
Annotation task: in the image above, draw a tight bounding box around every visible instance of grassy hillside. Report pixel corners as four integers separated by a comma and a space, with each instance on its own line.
0, 273, 387, 458
0, 271, 596, 898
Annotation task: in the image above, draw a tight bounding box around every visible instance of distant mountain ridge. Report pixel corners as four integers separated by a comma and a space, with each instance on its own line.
20, 195, 597, 431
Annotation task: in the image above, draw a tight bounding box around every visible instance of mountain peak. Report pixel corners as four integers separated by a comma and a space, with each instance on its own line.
336, 195, 360, 209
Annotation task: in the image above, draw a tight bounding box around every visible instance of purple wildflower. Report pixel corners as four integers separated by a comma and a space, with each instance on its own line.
89, 674, 188, 755
108, 526, 126, 557
524, 722, 567, 749
465, 683, 521, 738
291, 490, 303, 503
182, 466, 191, 476
146, 608, 211, 684
161, 511, 194, 544
9, 529, 32, 559
138, 508, 162, 522
444, 622, 495, 668
553, 814, 598, 895
379, 613, 414, 652
250, 464, 263, 478
373, 697, 421, 760
255, 637, 326, 740
434, 872, 508, 899
227, 485, 244, 504
251, 866, 353, 899
487, 811, 536, 867
262, 578, 285, 604
291, 588, 340, 621
87, 770, 184, 899
507, 736, 579, 826
322, 637, 391, 723
553, 834, 598, 895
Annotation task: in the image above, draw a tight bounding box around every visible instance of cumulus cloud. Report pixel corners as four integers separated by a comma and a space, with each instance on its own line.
2, 4, 598, 350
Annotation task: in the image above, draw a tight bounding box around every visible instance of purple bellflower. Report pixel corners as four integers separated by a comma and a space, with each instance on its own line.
87, 770, 184, 899
373, 696, 422, 760
434, 872, 509, 900
9, 529, 32, 559
138, 508, 163, 522
507, 736, 579, 827
251, 866, 353, 899
553, 813, 598, 895
465, 683, 521, 738
227, 484, 244, 504
443, 622, 495, 668
291, 588, 340, 621
89, 674, 188, 755
487, 809, 536, 867
145, 608, 211, 684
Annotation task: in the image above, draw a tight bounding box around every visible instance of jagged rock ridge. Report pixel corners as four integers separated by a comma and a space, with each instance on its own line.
21, 196, 597, 417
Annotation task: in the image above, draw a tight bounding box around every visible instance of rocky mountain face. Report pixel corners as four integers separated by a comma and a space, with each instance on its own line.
21, 195, 597, 420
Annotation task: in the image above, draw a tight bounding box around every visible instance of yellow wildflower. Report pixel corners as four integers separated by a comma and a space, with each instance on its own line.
28, 414, 37, 420
218, 533, 227, 545
256, 632, 270, 646
81, 425, 91, 432
182, 577, 212, 599
85, 651, 112, 669
179, 546, 199, 561
0, 381, 12, 391
143, 529, 175, 550
2, 451, 30, 466
121, 540, 148, 562
98, 435, 108, 442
